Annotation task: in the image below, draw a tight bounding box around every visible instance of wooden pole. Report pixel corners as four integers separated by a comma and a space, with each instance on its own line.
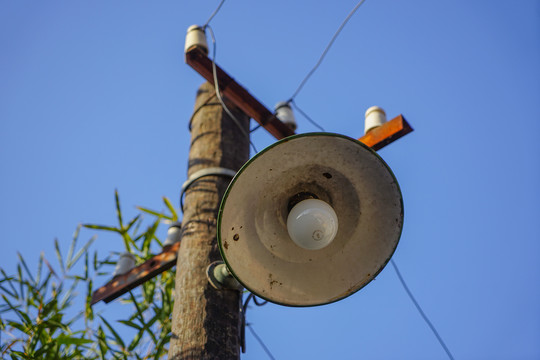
168, 82, 249, 359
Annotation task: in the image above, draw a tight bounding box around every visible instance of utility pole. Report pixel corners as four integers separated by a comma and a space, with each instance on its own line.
90, 42, 412, 358
168, 82, 249, 359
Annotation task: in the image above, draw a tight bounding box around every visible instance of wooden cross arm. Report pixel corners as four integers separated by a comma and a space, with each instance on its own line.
358, 114, 413, 151
185, 46, 295, 140
91, 242, 180, 305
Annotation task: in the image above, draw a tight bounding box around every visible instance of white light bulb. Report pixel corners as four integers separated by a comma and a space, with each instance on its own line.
287, 199, 338, 250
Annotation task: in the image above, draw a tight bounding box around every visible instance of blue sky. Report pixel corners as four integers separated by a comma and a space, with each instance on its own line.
1, 1, 539, 359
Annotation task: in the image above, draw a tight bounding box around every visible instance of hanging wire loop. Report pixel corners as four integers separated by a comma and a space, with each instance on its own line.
180, 167, 237, 212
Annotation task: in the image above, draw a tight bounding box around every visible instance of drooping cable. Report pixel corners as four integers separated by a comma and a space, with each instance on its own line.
202, 0, 226, 29
391, 260, 455, 360
206, 25, 258, 154
246, 323, 276, 360
290, 100, 326, 132
288, 0, 368, 102
250, 123, 262, 133
241, 293, 269, 355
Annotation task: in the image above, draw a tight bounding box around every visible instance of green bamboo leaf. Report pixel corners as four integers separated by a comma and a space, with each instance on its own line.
60, 279, 79, 309
16, 253, 33, 280
67, 235, 96, 270
153, 333, 171, 360
35, 252, 44, 287
127, 314, 160, 352
161, 288, 171, 318
2, 296, 31, 327
82, 224, 121, 233
131, 216, 143, 238
135, 206, 164, 219
115, 189, 123, 229
85, 279, 94, 322
42, 255, 59, 279
7, 320, 28, 333
65, 311, 84, 328
84, 252, 89, 280
56, 334, 93, 345
142, 281, 156, 304
97, 326, 108, 360
99, 315, 125, 349
117, 320, 142, 330
16, 265, 24, 303
1, 269, 19, 300
124, 215, 140, 233
127, 327, 144, 352
41, 298, 58, 318
0, 285, 17, 299
41, 318, 68, 332
142, 219, 160, 256
137, 312, 159, 344
163, 196, 178, 221
37, 272, 53, 292
93, 251, 98, 271
132, 232, 145, 244
129, 290, 144, 324
54, 239, 65, 274
66, 225, 81, 270
121, 231, 132, 253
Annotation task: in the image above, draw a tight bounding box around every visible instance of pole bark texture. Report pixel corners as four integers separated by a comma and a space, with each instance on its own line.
168, 82, 250, 359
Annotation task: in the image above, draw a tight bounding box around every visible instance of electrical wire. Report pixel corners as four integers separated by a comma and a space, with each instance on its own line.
188, 93, 220, 131
390, 259, 455, 360
250, 123, 262, 133
202, 0, 226, 29
206, 25, 258, 154
288, 0, 368, 102
246, 323, 276, 360
290, 100, 326, 132
241, 293, 269, 355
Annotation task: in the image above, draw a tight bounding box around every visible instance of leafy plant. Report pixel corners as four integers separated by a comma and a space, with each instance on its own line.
0, 191, 178, 359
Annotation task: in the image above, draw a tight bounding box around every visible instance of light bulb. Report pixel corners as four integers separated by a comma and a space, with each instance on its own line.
287, 199, 338, 250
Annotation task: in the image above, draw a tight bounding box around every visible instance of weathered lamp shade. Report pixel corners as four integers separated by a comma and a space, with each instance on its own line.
217, 133, 403, 306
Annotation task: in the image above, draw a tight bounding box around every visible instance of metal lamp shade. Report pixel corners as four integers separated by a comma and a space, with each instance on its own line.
218, 133, 403, 306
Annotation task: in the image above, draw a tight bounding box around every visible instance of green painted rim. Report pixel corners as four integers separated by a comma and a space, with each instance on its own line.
217, 132, 404, 307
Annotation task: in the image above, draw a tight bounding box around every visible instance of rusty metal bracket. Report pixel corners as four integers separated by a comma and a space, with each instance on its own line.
91, 242, 180, 305
358, 114, 413, 151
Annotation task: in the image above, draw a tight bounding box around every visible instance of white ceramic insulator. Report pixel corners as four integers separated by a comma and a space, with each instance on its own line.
184, 25, 208, 55
113, 252, 136, 277
275, 102, 297, 131
364, 106, 387, 134
163, 222, 182, 247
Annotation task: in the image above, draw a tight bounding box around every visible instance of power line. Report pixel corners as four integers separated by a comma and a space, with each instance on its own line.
206, 25, 258, 154
288, 0, 368, 102
247, 323, 276, 360
203, 0, 226, 29
391, 260, 455, 360
290, 100, 326, 132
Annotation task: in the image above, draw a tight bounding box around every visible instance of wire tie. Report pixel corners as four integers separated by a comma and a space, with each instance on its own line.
180, 167, 237, 212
